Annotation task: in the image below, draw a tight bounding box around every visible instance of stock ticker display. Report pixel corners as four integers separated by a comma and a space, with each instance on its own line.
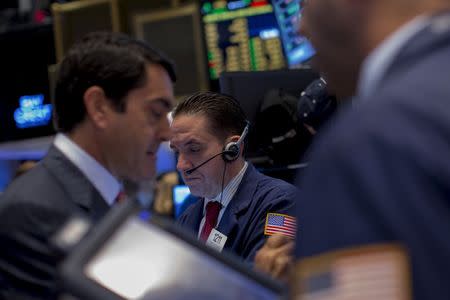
200, 0, 315, 80
273, 0, 315, 66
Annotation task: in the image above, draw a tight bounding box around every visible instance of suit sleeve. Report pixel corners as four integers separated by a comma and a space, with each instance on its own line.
294, 103, 446, 258
244, 184, 298, 263
294, 89, 450, 299
0, 198, 68, 299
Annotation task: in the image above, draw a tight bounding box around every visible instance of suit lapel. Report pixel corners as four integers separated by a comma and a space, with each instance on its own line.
183, 198, 205, 233
216, 164, 260, 240
42, 146, 109, 221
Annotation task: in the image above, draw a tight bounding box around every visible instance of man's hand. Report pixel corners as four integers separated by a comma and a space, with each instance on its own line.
254, 234, 295, 282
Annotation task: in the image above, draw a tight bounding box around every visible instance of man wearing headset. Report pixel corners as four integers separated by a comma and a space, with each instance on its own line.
170, 91, 298, 262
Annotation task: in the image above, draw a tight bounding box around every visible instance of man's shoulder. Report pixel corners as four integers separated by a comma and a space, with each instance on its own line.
3, 163, 38, 194
257, 173, 297, 193
243, 169, 298, 206
2, 162, 59, 202
315, 16, 450, 162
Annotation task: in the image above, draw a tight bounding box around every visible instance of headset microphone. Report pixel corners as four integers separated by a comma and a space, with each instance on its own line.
185, 151, 232, 175
185, 121, 250, 175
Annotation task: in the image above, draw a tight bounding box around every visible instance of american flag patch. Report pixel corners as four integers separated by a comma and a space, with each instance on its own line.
292, 244, 411, 300
264, 213, 296, 238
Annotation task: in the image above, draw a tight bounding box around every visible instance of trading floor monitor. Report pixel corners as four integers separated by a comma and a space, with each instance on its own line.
200, 0, 315, 90
0, 23, 56, 144
133, 3, 209, 98
116, 0, 178, 34
52, 0, 120, 62
272, 0, 315, 67
59, 198, 283, 299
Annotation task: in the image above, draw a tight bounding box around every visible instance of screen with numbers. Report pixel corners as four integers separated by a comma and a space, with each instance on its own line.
200, 0, 315, 88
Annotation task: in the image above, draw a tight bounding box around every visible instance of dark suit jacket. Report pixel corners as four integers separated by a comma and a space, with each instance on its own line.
295, 13, 450, 299
0, 146, 109, 300
178, 163, 297, 262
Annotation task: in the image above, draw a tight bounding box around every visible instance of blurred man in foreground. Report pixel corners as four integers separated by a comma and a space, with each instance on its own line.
257, 0, 450, 298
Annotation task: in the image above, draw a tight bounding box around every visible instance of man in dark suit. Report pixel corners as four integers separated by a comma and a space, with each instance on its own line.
0, 31, 176, 299
257, 0, 450, 298
170, 92, 297, 262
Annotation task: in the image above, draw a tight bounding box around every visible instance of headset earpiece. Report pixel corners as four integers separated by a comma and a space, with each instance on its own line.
222, 121, 250, 163
223, 142, 240, 162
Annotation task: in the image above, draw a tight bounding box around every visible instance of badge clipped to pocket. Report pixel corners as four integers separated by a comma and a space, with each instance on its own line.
206, 228, 228, 252
290, 244, 412, 300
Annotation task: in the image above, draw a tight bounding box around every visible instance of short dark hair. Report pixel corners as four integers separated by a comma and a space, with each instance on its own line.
54, 31, 176, 132
172, 91, 248, 141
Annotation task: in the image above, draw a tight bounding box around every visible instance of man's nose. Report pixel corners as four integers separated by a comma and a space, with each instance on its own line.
176, 154, 192, 173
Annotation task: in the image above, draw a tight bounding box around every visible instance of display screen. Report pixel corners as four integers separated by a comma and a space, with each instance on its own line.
84, 217, 280, 299
0, 23, 56, 143
200, 0, 315, 84
200, 0, 286, 81
272, 0, 315, 67
172, 184, 192, 219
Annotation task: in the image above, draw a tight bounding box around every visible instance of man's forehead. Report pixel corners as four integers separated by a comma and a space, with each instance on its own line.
170, 123, 215, 145
170, 130, 201, 143
169, 134, 203, 151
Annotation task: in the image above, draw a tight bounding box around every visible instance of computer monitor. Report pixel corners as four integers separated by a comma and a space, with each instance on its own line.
59, 199, 283, 300
172, 184, 195, 219
0, 23, 56, 144
200, 0, 286, 89
116, 0, 177, 34
199, 0, 315, 90
133, 3, 209, 98
272, 0, 315, 67
51, 0, 120, 62
220, 68, 319, 169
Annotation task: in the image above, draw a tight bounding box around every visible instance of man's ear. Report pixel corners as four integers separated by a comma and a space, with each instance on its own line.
227, 135, 240, 144
83, 86, 110, 129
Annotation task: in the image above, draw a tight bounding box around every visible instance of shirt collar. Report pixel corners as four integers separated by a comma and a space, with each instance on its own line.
53, 133, 121, 206
203, 161, 249, 212
358, 15, 429, 99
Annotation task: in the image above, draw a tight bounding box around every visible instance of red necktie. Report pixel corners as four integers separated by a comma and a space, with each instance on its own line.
200, 201, 222, 241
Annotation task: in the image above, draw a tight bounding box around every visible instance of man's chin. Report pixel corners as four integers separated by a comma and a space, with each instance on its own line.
187, 187, 209, 199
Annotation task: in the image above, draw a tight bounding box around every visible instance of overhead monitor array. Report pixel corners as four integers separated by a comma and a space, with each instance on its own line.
200, 0, 315, 86
0, 0, 316, 145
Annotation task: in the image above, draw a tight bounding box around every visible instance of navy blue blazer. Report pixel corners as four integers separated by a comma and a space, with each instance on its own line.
295, 13, 450, 299
0, 146, 109, 300
178, 163, 297, 262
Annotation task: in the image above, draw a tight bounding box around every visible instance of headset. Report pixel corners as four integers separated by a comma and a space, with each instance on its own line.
222, 120, 250, 162
185, 121, 250, 175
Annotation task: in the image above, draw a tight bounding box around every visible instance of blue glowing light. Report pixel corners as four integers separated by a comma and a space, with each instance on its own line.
288, 41, 316, 65
173, 185, 191, 205
14, 94, 52, 129
260, 28, 280, 39
228, 0, 247, 10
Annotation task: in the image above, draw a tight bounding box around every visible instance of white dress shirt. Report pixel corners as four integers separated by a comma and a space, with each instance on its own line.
198, 162, 249, 237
